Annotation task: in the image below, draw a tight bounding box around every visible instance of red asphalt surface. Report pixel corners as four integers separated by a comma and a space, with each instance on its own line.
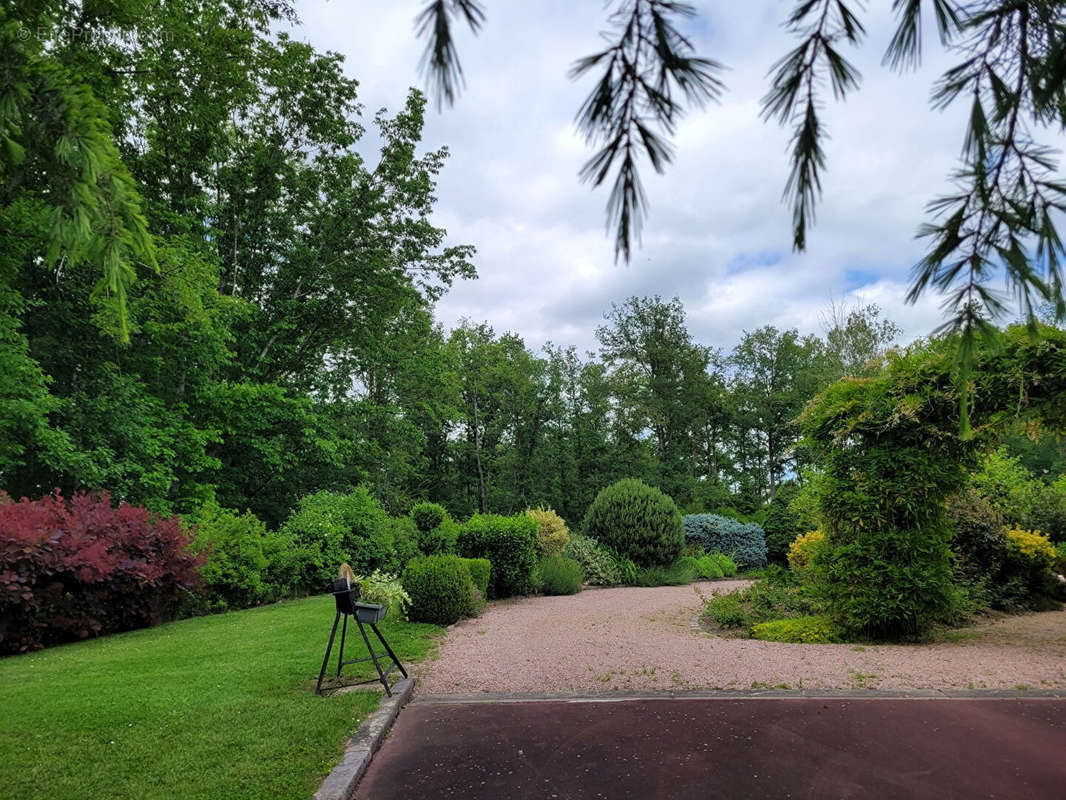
355, 697, 1066, 799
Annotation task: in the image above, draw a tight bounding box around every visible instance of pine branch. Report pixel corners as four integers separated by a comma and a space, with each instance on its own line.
571, 0, 724, 262
415, 0, 486, 110
761, 0, 865, 252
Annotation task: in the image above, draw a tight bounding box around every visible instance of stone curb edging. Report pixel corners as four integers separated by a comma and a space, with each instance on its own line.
313, 677, 414, 800
413, 687, 1066, 704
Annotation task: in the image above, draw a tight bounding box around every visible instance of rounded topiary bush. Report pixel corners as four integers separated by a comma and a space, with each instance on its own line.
401, 554, 475, 625
583, 479, 683, 568
410, 502, 447, 534
409, 502, 457, 555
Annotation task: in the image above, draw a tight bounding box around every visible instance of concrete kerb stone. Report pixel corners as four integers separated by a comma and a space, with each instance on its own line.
412, 687, 1066, 704
313, 677, 414, 800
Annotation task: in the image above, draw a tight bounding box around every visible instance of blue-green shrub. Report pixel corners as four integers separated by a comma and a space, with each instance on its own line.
457, 514, 538, 597
279, 488, 391, 592
583, 479, 684, 567
402, 554, 476, 624
683, 514, 767, 568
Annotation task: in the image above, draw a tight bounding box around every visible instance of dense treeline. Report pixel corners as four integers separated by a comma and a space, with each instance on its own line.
4, 0, 1065, 539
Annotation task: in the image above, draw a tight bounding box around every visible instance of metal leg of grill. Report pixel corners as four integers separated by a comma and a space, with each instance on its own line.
336, 614, 348, 678
370, 623, 408, 680
356, 619, 392, 696
315, 610, 341, 696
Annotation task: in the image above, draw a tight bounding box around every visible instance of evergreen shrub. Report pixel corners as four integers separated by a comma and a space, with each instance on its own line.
409, 502, 457, 555
457, 514, 538, 597
583, 479, 683, 568
538, 554, 584, 595
683, 514, 767, 568
752, 615, 843, 643
460, 557, 492, 598
402, 554, 475, 625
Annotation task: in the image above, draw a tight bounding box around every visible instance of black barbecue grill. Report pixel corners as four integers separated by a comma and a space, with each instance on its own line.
315, 578, 407, 696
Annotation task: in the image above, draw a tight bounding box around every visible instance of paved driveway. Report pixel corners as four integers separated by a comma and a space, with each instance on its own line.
356, 696, 1066, 799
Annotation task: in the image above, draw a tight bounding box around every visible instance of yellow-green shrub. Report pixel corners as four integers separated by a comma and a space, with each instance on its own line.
526, 506, 571, 556
787, 529, 825, 571
752, 615, 843, 644
1005, 528, 1056, 569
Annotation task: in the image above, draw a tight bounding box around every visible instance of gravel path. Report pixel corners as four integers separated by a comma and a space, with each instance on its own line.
414, 581, 1066, 694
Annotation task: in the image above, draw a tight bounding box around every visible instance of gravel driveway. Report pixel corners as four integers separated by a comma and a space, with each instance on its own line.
414, 581, 1066, 694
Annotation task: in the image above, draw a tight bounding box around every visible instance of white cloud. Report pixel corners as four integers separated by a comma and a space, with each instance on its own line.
291, 0, 1025, 356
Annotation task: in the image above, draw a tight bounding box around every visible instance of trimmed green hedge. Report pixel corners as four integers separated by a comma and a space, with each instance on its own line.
402, 554, 475, 625
461, 557, 492, 598
457, 514, 538, 598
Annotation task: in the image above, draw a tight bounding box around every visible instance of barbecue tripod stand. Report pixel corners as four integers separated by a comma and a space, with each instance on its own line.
315, 578, 407, 696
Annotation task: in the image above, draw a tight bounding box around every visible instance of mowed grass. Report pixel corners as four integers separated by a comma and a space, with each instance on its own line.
0, 596, 440, 800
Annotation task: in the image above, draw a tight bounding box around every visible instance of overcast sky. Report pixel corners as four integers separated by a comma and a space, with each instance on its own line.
288, 0, 1003, 355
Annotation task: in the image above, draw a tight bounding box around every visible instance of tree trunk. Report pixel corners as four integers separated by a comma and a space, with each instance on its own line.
473, 395, 487, 513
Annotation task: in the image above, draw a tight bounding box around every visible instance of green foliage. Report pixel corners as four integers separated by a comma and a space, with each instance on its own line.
751, 615, 843, 644
456, 513, 538, 597
711, 552, 738, 577
634, 560, 698, 587
538, 555, 584, 595
801, 327, 1066, 639
279, 489, 391, 592
410, 502, 448, 534
704, 593, 750, 629
382, 516, 421, 574
816, 523, 961, 640
1029, 476, 1066, 543
409, 503, 458, 555
703, 571, 819, 636
583, 478, 684, 568
401, 554, 476, 625
353, 570, 411, 619
695, 555, 724, 579
526, 506, 571, 556
563, 536, 622, 586
682, 514, 767, 568
460, 557, 492, 599
971, 448, 1039, 525
947, 489, 1023, 610
188, 504, 276, 611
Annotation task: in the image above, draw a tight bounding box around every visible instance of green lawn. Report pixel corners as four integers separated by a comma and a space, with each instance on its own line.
0, 596, 440, 800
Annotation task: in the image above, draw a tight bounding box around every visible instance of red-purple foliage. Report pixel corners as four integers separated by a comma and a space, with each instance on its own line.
0, 491, 203, 654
